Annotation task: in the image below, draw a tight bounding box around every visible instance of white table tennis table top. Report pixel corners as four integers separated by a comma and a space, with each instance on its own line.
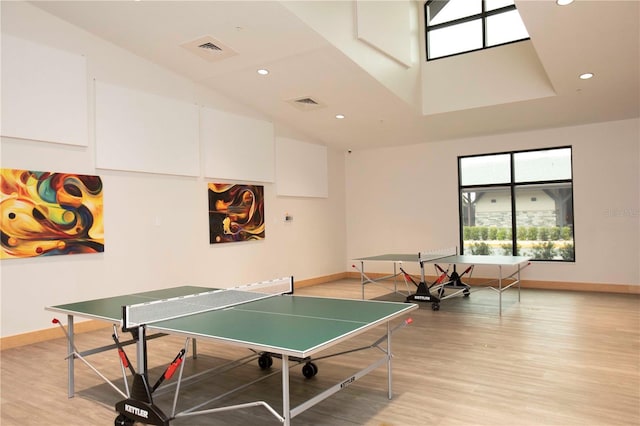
355, 253, 531, 266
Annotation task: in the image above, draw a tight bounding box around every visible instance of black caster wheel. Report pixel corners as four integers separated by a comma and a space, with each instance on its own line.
258, 353, 273, 369
463, 289, 470, 297
302, 362, 318, 378
431, 303, 440, 311
115, 414, 134, 426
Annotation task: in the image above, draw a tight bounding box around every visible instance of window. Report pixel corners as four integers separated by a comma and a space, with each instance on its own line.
459, 147, 575, 261
425, 0, 530, 60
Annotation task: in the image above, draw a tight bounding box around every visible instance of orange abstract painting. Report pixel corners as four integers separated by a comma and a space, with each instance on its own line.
208, 183, 265, 244
0, 169, 104, 259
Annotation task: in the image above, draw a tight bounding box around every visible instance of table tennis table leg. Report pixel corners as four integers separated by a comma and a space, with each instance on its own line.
393, 262, 398, 294
136, 325, 147, 374
386, 321, 393, 399
67, 314, 75, 398
360, 260, 365, 299
518, 265, 522, 303
499, 266, 503, 316
281, 356, 291, 426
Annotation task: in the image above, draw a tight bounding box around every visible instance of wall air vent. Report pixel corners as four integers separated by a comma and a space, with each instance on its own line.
181, 36, 237, 62
286, 96, 326, 111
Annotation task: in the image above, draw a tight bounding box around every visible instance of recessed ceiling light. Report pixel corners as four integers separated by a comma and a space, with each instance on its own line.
579, 72, 594, 80
257, 69, 269, 76
335, 114, 345, 119
556, 0, 574, 5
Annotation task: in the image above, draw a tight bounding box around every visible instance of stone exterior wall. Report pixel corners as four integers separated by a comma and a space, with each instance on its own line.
476, 210, 558, 227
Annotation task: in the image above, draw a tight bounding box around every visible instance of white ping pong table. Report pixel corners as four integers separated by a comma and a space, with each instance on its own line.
46, 277, 417, 425
353, 251, 531, 315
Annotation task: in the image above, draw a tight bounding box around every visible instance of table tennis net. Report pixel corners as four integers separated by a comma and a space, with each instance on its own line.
417, 247, 458, 262
122, 276, 293, 329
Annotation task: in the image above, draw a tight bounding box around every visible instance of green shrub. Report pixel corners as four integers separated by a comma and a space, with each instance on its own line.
479, 226, 489, 240
526, 227, 538, 240
531, 241, 556, 260
538, 227, 550, 241
469, 242, 491, 255
558, 243, 574, 261
496, 227, 512, 240
488, 227, 498, 240
561, 226, 573, 240
549, 227, 561, 241
465, 226, 480, 240
517, 227, 528, 240
463, 226, 471, 240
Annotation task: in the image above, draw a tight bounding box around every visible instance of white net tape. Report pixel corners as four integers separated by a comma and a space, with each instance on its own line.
124, 276, 292, 328
418, 247, 457, 262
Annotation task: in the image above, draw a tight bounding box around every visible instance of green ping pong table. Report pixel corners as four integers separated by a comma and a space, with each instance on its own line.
46, 277, 417, 425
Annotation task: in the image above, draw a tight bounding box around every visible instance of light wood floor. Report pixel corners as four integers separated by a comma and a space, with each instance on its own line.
1, 279, 639, 425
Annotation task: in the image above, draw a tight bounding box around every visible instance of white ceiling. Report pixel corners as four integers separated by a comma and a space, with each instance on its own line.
30, 0, 639, 151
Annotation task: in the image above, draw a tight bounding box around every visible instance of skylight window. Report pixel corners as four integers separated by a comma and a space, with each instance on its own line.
425, 0, 529, 61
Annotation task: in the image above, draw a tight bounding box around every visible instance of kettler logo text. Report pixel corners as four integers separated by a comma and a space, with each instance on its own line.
413, 295, 431, 301
340, 376, 356, 389
124, 404, 149, 419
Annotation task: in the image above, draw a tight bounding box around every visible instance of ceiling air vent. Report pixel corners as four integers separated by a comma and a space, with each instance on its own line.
181, 36, 237, 62
296, 97, 318, 105
198, 42, 223, 52
286, 96, 326, 111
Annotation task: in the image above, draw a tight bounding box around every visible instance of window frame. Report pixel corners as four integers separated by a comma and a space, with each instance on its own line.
425, 0, 530, 61
458, 146, 575, 262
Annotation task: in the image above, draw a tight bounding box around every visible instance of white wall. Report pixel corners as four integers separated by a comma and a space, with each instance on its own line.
1, 2, 638, 340
282, 0, 422, 109
0, 2, 346, 337
346, 119, 640, 286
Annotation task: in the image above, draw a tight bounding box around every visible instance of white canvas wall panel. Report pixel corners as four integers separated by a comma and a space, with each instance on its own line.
201, 107, 275, 182
95, 80, 199, 176
1, 34, 88, 146
276, 137, 328, 198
